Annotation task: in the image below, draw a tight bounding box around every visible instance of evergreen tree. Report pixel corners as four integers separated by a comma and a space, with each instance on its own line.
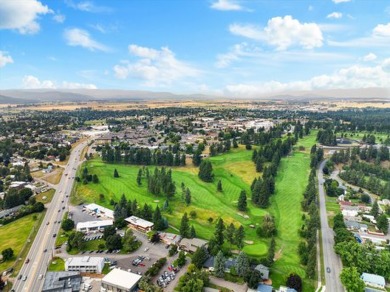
235, 225, 245, 249
185, 188, 191, 206
180, 212, 190, 238
237, 190, 247, 211
137, 168, 142, 186
236, 251, 249, 277
92, 174, 99, 183
113, 168, 119, 178
190, 225, 196, 238
266, 237, 275, 266
214, 218, 225, 246
192, 150, 202, 167
371, 200, 379, 218
214, 251, 226, 278
226, 223, 236, 245
191, 246, 208, 269
217, 180, 223, 192
198, 160, 214, 182
153, 206, 164, 231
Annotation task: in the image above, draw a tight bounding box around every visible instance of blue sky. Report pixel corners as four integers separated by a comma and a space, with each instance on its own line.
0, 0, 389, 96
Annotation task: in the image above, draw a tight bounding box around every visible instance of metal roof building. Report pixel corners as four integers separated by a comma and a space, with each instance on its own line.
101, 268, 142, 292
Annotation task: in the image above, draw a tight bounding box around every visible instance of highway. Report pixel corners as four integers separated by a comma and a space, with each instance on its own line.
12, 140, 88, 292
318, 160, 344, 292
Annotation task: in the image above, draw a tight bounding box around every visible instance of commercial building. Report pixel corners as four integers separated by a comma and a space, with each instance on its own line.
84, 203, 114, 219
125, 216, 154, 232
159, 232, 182, 245
42, 271, 81, 292
65, 256, 105, 274
101, 268, 142, 292
76, 220, 113, 233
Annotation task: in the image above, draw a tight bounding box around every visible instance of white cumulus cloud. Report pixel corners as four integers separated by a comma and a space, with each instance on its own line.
373, 22, 390, 37
229, 15, 323, 50
332, 0, 351, 3
53, 13, 66, 23
224, 63, 390, 97
22, 75, 97, 89
113, 45, 199, 86
0, 0, 52, 34
327, 12, 343, 19
362, 53, 377, 62
0, 51, 13, 67
65, 0, 112, 13
211, 0, 243, 11
64, 28, 109, 51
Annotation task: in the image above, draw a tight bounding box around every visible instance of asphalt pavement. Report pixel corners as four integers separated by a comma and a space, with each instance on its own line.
318, 160, 344, 292
12, 140, 89, 292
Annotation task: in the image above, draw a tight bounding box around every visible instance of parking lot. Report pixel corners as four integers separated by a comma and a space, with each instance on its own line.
68, 205, 101, 224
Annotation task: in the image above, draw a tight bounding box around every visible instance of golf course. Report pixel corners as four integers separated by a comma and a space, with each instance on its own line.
73, 133, 316, 290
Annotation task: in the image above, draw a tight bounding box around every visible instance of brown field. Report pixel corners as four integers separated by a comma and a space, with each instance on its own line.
42, 167, 64, 185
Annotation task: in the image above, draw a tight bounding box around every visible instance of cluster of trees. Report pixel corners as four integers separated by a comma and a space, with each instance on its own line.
78, 167, 99, 184
102, 146, 186, 167
339, 170, 388, 198
176, 263, 210, 292
145, 257, 167, 277
324, 179, 344, 197
309, 145, 324, 168
2, 187, 33, 209
256, 215, 277, 238
317, 128, 337, 146
1, 247, 14, 261
250, 176, 275, 208
112, 195, 168, 231
198, 160, 214, 182
298, 149, 320, 280
143, 167, 176, 198
208, 218, 245, 254
209, 140, 232, 156
334, 219, 390, 280
331, 146, 389, 165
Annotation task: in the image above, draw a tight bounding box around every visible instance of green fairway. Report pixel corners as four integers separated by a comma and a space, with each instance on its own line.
74, 146, 269, 257
0, 214, 38, 272
268, 133, 317, 291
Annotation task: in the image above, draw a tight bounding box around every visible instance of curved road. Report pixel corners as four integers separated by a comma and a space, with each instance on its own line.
13, 140, 88, 292
318, 160, 344, 292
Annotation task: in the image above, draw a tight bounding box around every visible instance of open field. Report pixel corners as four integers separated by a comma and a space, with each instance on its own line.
339, 131, 389, 143
42, 168, 64, 185
267, 133, 316, 291
35, 189, 55, 204
0, 213, 42, 273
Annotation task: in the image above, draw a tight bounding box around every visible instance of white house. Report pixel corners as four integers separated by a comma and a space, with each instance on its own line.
361, 273, 386, 289
125, 216, 154, 232
65, 256, 105, 274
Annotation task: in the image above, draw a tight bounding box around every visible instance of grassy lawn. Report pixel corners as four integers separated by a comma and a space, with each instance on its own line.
267, 133, 316, 291
48, 257, 65, 271
35, 189, 56, 204
325, 198, 340, 228
42, 167, 64, 185
0, 213, 43, 273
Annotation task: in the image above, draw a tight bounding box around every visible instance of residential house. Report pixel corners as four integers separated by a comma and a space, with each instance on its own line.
361, 273, 386, 290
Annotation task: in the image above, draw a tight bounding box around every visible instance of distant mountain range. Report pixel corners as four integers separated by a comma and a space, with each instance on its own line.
0, 88, 389, 104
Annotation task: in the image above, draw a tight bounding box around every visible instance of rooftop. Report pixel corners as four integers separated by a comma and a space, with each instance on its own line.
361, 273, 386, 286
125, 216, 154, 228
42, 271, 81, 292
66, 256, 104, 267
76, 220, 113, 229
102, 268, 142, 289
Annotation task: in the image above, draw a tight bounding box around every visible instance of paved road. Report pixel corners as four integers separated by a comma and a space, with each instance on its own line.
318, 160, 344, 292
13, 140, 88, 292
